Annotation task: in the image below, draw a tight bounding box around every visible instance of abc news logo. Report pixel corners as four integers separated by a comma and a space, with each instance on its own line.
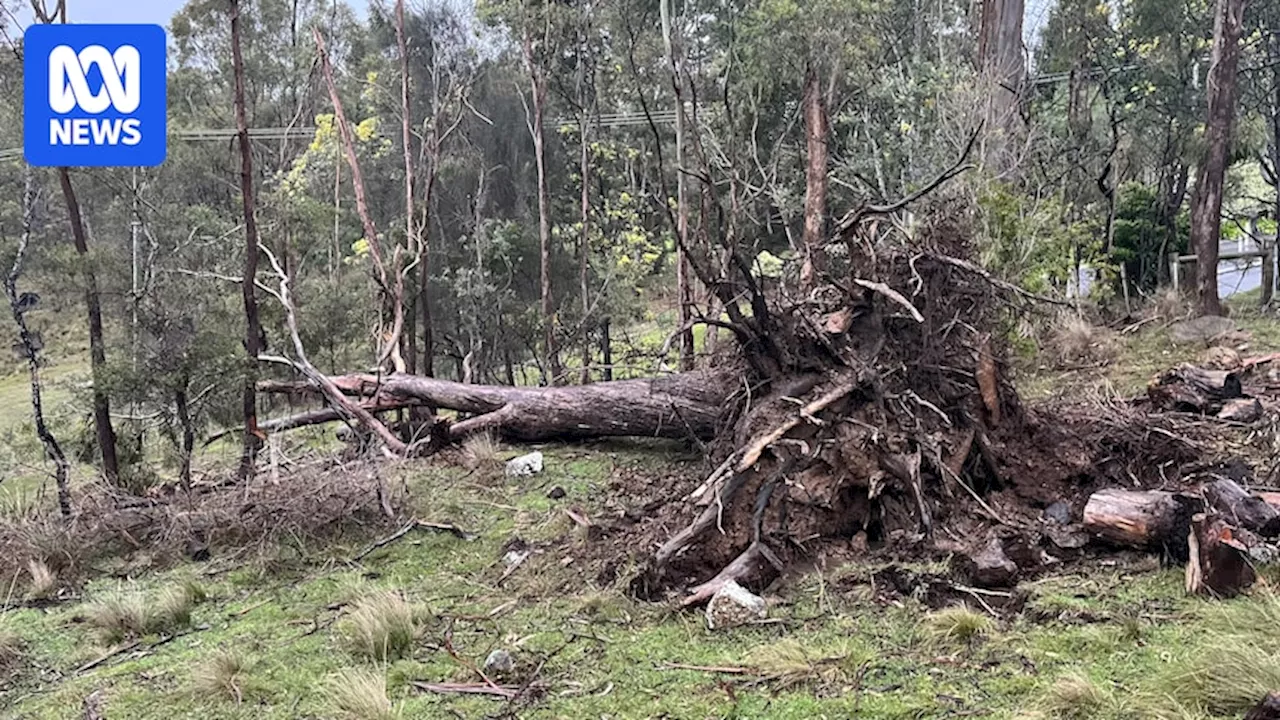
24, 25, 167, 168
48, 45, 144, 147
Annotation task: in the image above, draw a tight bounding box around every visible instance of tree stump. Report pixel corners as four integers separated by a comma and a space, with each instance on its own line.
1203, 479, 1280, 538
1147, 364, 1243, 414
1185, 513, 1256, 598
1083, 489, 1195, 558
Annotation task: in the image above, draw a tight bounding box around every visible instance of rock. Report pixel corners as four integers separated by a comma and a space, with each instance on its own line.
502, 549, 530, 568
1218, 398, 1263, 423
546, 486, 566, 499
505, 451, 544, 478
1044, 523, 1089, 550
967, 536, 1018, 588
483, 649, 515, 676
1170, 316, 1235, 345
1245, 691, 1280, 720
705, 580, 766, 630
1042, 501, 1072, 525
1201, 345, 1242, 370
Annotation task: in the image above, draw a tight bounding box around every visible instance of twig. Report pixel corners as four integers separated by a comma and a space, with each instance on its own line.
927, 253, 1072, 307
351, 519, 475, 562
659, 663, 754, 675
75, 640, 141, 674
852, 278, 924, 322
411, 681, 521, 698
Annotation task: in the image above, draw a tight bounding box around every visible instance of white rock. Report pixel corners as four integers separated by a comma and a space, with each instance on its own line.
505, 451, 544, 478
705, 580, 767, 630
483, 649, 515, 675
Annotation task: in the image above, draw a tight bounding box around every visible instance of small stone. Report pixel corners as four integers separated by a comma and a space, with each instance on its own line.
502, 549, 530, 567
1170, 316, 1235, 345
705, 580, 766, 630
1042, 501, 1072, 525
968, 536, 1018, 588
483, 649, 515, 676
547, 486, 566, 499
505, 451, 544, 478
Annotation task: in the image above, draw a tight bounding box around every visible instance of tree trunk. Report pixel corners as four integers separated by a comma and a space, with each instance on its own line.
580, 116, 592, 385
977, 0, 1026, 125
662, 0, 695, 372
600, 316, 612, 382
800, 65, 829, 290
1189, 0, 1247, 317
259, 370, 735, 443
1083, 489, 1193, 552
174, 384, 194, 491
522, 28, 562, 385
396, 0, 418, 377
230, 0, 264, 481
6, 170, 72, 518
57, 169, 119, 486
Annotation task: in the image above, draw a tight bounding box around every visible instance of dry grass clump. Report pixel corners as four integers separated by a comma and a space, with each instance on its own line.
462, 432, 502, 470
746, 637, 873, 690
192, 648, 255, 704
920, 605, 994, 645
1047, 314, 1118, 367
325, 667, 399, 720
339, 591, 421, 662
85, 580, 203, 644
1037, 671, 1114, 719
0, 624, 23, 669
1151, 286, 1191, 321
24, 559, 57, 601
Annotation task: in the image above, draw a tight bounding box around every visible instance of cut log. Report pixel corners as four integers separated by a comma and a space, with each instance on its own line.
1218, 397, 1263, 423
1083, 489, 1196, 556
1203, 479, 1280, 538
1185, 512, 1256, 598
1244, 692, 1280, 720
1147, 364, 1243, 414
259, 370, 736, 442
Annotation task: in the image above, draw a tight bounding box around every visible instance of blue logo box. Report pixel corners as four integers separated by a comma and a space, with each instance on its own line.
23, 24, 167, 167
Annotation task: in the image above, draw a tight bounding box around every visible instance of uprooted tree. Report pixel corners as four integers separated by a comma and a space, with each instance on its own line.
252, 114, 1125, 603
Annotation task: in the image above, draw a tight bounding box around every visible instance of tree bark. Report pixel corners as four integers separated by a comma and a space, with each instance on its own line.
230, 0, 264, 482
1146, 364, 1243, 414
661, 0, 695, 372
800, 65, 829, 290
1189, 0, 1247, 317
6, 170, 72, 518
522, 23, 562, 385
1202, 478, 1280, 537
57, 169, 119, 486
259, 370, 734, 443
977, 0, 1026, 125
1083, 489, 1191, 550
396, 0, 418, 377
580, 116, 592, 384
1185, 512, 1256, 597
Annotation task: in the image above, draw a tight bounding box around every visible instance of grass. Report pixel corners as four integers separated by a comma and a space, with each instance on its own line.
0, 444, 1274, 719
325, 668, 399, 720
340, 591, 422, 662
192, 648, 255, 704
24, 558, 56, 601
920, 604, 995, 645
84, 580, 202, 644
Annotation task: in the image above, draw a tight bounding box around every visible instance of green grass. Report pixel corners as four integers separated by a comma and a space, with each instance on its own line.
1018, 298, 1280, 400
0, 439, 1270, 719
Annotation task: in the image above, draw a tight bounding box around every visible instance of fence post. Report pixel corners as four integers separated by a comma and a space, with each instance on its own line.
1169, 252, 1180, 292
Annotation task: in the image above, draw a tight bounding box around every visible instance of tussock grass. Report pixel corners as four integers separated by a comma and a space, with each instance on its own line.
1039, 671, 1114, 719
325, 667, 399, 720
192, 648, 253, 704
462, 433, 502, 470
340, 591, 419, 661
0, 623, 23, 668
1048, 314, 1117, 367
85, 581, 203, 643
25, 558, 56, 601
920, 605, 993, 645
746, 637, 874, 689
